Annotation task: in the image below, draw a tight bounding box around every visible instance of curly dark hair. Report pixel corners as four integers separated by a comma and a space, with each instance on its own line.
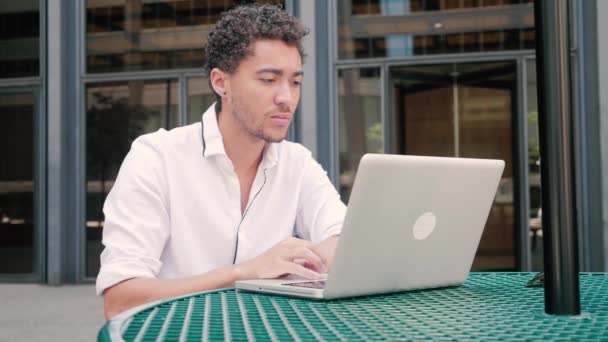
204, 4, 309, 111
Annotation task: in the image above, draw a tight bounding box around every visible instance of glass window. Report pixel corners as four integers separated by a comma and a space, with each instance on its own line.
187, 77, 215, 124
0, 92, 36, 273
389, 61, 517, 270
86, 80, 179, 277
0, 1, 40, 78
337, 0, 535, 59
86, 0, 284, 73
338, 68, 383, 202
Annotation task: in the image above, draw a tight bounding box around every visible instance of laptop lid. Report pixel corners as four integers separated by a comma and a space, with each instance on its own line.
322, 154, 504, 299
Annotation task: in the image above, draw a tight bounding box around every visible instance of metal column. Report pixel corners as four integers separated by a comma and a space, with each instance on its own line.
534, 0, 581, 315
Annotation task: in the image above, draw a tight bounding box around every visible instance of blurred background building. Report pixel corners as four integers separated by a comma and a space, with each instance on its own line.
0, 0, 606, 285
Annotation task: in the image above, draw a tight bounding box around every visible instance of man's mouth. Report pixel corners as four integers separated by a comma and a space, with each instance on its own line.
270, 113, 292, 126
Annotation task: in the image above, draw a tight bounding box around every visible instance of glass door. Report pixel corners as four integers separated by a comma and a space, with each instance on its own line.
525, 59, 542, 271
0, 90, 42, 279
389, 61, 518, 270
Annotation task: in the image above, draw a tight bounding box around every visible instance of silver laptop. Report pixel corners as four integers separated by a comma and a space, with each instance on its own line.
235, 154, 505, 300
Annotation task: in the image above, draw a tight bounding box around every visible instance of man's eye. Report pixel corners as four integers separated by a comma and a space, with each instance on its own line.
293, 80, 302, 86
260, 79, 275, 84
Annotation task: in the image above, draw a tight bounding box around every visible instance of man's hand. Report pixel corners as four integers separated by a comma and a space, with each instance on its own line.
238, 237, 327, 280
312, 235, 339, 269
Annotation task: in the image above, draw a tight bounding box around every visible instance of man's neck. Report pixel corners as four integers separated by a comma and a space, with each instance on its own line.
217, 109, 265, 174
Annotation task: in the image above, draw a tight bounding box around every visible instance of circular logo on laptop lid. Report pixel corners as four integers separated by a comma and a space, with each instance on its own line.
413, 212, 437, 240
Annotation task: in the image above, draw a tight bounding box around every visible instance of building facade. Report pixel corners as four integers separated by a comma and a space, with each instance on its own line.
0, 0, 606, 284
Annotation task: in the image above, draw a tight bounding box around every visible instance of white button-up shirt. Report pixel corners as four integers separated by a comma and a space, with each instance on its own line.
96, 104, 346, 295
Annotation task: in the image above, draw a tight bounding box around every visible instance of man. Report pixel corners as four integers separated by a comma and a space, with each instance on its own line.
97, 4, 346, 319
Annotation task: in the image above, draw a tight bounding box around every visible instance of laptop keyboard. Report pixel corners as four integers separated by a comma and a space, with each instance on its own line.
284, 280, 326, 289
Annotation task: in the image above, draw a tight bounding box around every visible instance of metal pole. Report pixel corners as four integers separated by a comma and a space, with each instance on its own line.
534, 0, 580, 315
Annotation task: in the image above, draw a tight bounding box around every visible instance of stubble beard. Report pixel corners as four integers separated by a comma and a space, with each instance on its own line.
231, 97, 289, 143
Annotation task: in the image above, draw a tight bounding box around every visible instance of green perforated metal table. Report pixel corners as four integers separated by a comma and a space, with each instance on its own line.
98, 273, 608, 341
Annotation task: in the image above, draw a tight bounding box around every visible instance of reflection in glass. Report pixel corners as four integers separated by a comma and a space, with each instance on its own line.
0, 1, 40, 78
0, 93, 35, 273
86, 80, 179, 277
526, 59, 542, 271
338, 0, 535, 59
86, 0, 284, 73
390, 62, 516, 270
187, 77, 216, 124
338, 68, 382, 202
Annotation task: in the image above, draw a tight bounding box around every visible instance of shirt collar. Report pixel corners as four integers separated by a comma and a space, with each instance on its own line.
200, 104, 226, 158
261, 140, 278, 169
200, 103, 279, 169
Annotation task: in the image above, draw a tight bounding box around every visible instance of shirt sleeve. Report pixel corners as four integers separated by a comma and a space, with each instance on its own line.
95, 134, 170, 296
295, 153, 347, 244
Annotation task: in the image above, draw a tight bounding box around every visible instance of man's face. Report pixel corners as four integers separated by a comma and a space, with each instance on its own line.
226, 40, 303, 143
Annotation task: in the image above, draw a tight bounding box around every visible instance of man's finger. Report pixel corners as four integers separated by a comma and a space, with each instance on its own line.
294, 258, 327, 273
287, 247, 326, 272
281, 261, 322, 280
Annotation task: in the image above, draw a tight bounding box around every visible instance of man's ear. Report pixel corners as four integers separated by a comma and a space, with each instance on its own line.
210, 68, 229, 96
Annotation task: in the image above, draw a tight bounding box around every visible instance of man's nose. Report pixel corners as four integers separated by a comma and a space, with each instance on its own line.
275, 81, 297, 106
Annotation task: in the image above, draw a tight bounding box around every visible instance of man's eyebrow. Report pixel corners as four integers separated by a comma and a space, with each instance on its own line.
256, 68, 283, 76
256, 68, 304, 77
